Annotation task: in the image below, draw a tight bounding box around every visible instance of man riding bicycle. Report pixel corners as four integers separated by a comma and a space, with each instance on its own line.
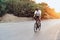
34, 8, 41, 22
33, 8, 41, 31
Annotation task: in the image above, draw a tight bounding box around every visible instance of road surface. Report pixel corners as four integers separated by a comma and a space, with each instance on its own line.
0, 19, 60, 40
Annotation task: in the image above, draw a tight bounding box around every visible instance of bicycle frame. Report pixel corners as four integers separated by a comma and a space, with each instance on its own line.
34, 18, 41, 32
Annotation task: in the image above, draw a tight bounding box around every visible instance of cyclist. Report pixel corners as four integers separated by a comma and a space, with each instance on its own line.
34, 8, 41, 22
33, 8, 41, 31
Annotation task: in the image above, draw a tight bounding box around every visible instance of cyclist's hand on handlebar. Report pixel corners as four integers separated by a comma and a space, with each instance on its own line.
33, 15, 35, 18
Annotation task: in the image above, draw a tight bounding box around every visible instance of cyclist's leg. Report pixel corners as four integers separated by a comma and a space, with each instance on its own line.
36, 16, 39, 28
38, 16, 41, 30
38, 16, 41, 22
37, 16, 41, 30
34, 16, 38, 31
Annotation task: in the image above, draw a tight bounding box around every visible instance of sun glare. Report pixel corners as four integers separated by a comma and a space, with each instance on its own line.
35, 0, 60, 12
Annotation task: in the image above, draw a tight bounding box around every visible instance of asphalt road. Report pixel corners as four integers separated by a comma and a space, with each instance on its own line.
0, 19, 60, 40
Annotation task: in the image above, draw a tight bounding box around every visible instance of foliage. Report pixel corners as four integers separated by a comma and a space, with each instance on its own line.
0, 0, 38, 17
0, 0, 54, 19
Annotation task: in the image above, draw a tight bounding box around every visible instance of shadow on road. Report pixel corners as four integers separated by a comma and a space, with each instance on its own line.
31, 32, 40, 40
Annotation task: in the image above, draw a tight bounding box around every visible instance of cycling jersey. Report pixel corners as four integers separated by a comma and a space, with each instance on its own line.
34, 10, 41, 17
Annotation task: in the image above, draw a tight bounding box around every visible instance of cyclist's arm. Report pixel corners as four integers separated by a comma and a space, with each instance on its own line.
39, 10, 41, 19
34, 11, 36, 17
39, 10, 41, 16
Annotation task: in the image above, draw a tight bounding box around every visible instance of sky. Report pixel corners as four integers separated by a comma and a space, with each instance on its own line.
35, 0, 60, 12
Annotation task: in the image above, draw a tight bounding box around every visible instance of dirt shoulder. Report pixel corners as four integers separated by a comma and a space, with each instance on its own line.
0, 14, 34, 23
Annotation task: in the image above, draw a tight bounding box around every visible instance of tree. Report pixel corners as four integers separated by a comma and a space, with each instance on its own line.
37, 2, 55, 19
0, 0, 7, 17
5, 0, 37, 17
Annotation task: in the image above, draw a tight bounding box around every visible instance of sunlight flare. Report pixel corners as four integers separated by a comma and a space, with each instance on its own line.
35, 0, 60, 12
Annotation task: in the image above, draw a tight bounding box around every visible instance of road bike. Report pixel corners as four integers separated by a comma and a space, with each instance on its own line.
34, 17, 41, 32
